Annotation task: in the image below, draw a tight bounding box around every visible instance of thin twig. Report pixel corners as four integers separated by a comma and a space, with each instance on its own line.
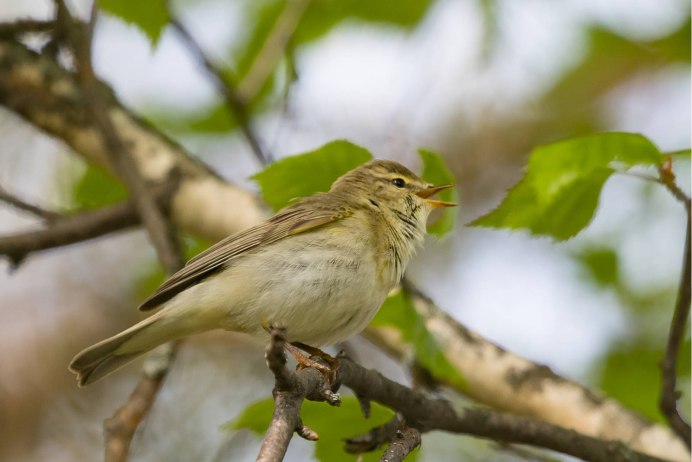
236, 0, 311, 103
170, 17, 270, 165
658, 184, 691, 445
0, 19, 54, 38
379, 426, 421, 462
0, 184, 60, 221
104, 342, 177, 462
345, 414, 405, 454
0, 200, 139, 268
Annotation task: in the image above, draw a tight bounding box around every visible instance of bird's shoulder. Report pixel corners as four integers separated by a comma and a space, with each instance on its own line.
138, 192, 354, 311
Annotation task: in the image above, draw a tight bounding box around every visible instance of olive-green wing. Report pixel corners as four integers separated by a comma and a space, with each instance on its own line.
138, 197, 351, 311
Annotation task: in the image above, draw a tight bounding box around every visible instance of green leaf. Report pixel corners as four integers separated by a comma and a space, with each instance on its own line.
418, 149, 457, 236
227, 396, 407, 462
98, 0, 170, 46
470, 133, 663, 240
252, 140, 372, 211
371, 291, 467, 390
72, 164, 128, 209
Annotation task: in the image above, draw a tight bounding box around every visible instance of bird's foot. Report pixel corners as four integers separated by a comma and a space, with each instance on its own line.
285, 342, 340, 389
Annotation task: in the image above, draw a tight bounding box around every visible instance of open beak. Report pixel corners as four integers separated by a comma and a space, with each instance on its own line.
416, 184, 457, 208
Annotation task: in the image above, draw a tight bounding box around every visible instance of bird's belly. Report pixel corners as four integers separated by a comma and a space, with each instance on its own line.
217, 238, 389, 346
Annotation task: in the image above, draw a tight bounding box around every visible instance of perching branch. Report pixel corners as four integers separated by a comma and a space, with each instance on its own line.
260, 329, 666, 462
257, 328, 339, 462
366, 283, 690, 461
170, 17, 270, 165
658, 160, 691, 446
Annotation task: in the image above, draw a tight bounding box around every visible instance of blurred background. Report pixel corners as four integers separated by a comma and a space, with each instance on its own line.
0, 0, 689, 460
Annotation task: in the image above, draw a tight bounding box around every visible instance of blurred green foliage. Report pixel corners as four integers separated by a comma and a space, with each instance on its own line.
227, 396, 408, 462
596, 339, 691, 423
546, 19, 690, 109
372, 290, 467, 390
97, 0, 169, 45
471, 132, 663, 240
72, 164, 128, 209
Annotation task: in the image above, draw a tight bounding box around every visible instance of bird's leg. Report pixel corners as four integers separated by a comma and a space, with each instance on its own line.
286, 342, 339, 385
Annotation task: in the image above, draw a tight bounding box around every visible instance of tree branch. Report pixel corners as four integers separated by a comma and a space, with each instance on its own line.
366, 282, 690, 462
76, 5, 184, 274
103, 343, 177, 462
0, 183, 60, 221
0, 200, 139, 267
260, 329, 667, 462
344, 414, 406, 455
0, 19, 54, 39
658, 161, 691, 446
378, 426, 421, 462
0, 38, 265, 242
170, 17, 270, 165
236, 0, 311, 103
257, 328, 337, 462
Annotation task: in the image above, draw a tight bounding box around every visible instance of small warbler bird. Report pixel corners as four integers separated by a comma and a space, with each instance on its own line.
69, 159, 455, 386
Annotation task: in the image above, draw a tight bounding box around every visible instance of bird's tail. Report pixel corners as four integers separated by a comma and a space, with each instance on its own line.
69, 309, 190, 386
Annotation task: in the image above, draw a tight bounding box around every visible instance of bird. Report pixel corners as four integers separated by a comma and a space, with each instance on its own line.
69, 159, 455, 386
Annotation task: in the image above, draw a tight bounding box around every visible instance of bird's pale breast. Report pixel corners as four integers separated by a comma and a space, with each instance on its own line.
196, 218, 393, 346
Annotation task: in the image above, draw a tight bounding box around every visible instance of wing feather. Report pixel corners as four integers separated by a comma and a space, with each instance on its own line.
138, 196, 350, 311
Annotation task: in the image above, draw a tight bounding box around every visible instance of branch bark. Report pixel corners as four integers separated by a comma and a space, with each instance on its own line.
366, 284, 690, 462
0, 200, 139, 267
658, 164, 691, 446
261, 330, 668, 462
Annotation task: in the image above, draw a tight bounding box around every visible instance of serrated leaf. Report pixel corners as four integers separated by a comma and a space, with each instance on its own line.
470, 133, 662, 240
72, 164, 128, 209
418, 149, 457, 236
98, 0, 169, 46
252, 140, 372, 211
371, 291, 467, 390
226, 396, 407, 462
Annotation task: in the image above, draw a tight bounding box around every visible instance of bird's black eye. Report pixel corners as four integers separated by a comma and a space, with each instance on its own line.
391, 178, 406, 188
